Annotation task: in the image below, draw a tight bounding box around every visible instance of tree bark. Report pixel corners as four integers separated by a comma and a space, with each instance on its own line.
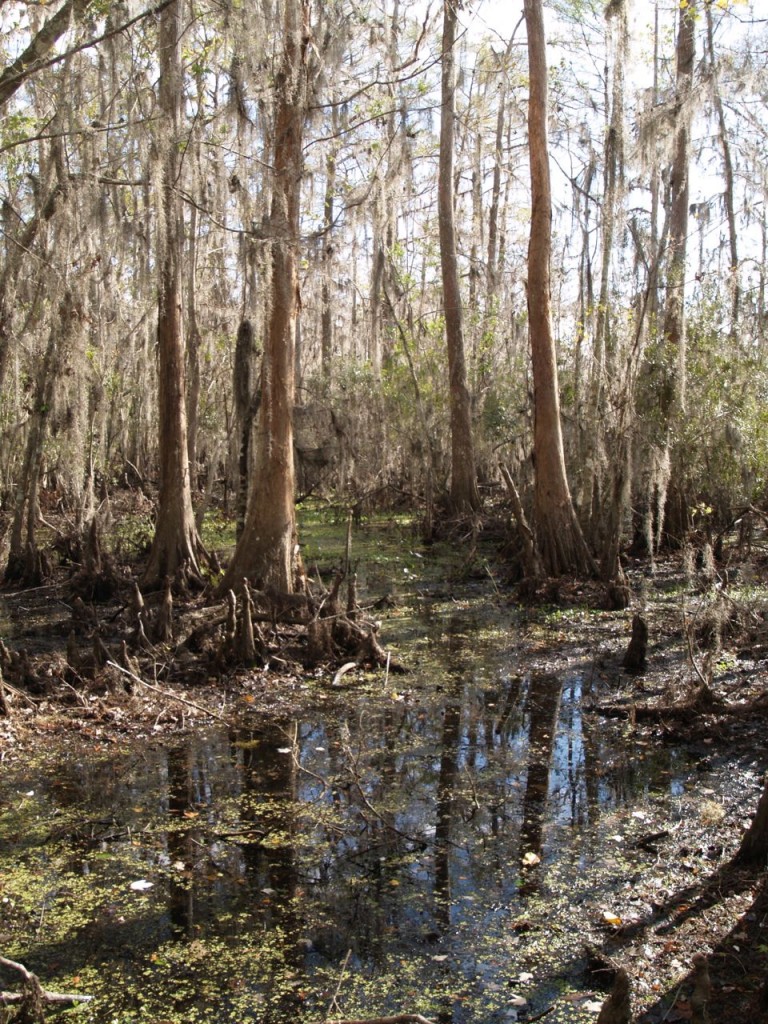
142, 0, 203, 586
704, 1, 739, 333
233, 319, 261, 539
661, 0, 696, 421
523, 0, 594, 576
438, 0, 480, 515
217, 0, 308, 593
735, 774, 768, 866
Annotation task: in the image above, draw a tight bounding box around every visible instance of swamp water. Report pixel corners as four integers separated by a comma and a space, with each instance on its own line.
0, 523, 729, 1022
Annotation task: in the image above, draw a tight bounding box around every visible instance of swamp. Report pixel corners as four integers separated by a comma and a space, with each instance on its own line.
3, 1, 768, 1021
1, 507, 768, 1024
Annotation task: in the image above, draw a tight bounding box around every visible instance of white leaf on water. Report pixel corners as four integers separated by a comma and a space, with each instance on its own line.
129, 879, 153, 891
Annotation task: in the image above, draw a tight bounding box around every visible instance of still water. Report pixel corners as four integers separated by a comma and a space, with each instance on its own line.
0, 529, 710, 1023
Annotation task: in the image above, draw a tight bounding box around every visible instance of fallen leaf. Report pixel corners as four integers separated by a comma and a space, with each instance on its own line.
129, 879, 153, 891
522, 851, 540, 866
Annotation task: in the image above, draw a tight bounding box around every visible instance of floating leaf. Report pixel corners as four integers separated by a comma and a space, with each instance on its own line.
602, 910, 622, 926
129, 879, 153, 891
522, 851, 540, 866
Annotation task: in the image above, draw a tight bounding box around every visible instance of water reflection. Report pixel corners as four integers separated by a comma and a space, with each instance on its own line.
519, 673, 563, 893
0, 616, 696, 1022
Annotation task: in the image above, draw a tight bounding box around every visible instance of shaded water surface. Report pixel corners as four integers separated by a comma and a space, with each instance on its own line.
0, 537, 721, 1022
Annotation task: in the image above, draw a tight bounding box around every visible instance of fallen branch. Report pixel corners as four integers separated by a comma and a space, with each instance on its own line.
332, 661, 359, 687
0, 954, 93, 1011
318, 1016, 438, 1024
106, 661, 228, 722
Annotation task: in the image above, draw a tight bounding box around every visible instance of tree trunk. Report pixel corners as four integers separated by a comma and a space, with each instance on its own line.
186, 197, 202, 486
704, 1, 739, 333
233, 318, 261, 539
661, 0, 696, 422
438, 0, 480, 516
586, 0, 627, 564
321, 128, 338, 380
5, 294, 76, 584
142, 0, 203, 586
217, 0, 308, 594
735, 774, 768, 867
523, 0, 594, 576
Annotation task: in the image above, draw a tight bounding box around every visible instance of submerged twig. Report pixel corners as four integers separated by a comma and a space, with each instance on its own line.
106, 661, 227, 722
319, 1016, 438, 1024
0, 953, 93, 1008
326, 948, 352, 1019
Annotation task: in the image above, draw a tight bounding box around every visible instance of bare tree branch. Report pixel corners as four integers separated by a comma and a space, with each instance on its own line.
0, 0, 176, 110
0, 0, 90, 109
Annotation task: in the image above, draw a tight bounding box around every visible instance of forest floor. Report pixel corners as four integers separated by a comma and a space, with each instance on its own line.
0, 501, 767, 1023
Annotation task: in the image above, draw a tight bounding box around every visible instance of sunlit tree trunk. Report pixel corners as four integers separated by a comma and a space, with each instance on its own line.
589, 0, 629, 578
143, 0, 203, 586
661, 0, 696, 421
218, 0, 308, 593
439, 0, 480, 515
320, 139, 337, 379
524, 0, 593, 576
186, 198, 202, 483
704, 1, 739, 334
